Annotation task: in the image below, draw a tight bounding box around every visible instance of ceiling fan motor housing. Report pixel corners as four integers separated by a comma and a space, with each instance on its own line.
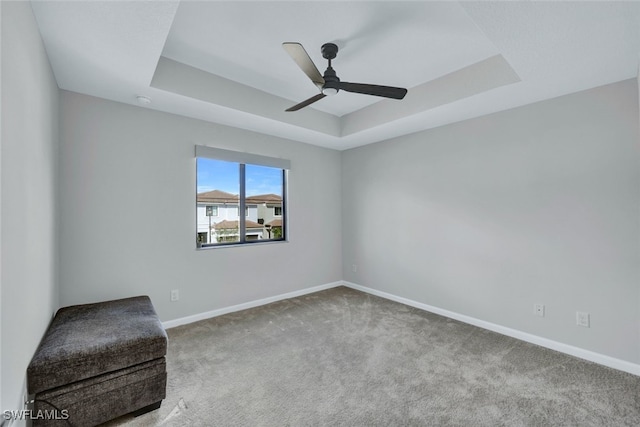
322, 66, 340, 95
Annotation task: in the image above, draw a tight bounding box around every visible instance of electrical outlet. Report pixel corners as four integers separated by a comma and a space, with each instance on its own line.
534, 303, 545, 317
352, 264, 357, 273
170, 289, 179, 302
576, 311, 590, 327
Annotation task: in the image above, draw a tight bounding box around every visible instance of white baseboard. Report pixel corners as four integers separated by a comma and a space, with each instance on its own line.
342, 281, 640, 377
162, 281, 343, 329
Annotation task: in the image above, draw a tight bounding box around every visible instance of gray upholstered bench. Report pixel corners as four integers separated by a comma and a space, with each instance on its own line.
27, 296, 167, 426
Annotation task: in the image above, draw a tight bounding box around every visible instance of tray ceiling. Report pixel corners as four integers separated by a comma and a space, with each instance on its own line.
31, 1, 640, 150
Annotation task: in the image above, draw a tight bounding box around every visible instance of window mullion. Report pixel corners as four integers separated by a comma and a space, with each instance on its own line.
239, 163, 246, 242
281, 169, 287, 241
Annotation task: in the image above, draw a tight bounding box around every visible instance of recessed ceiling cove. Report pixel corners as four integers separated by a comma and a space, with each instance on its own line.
30, 1, 640, 150
161, 1, 502, 117
154, 1, 518, 140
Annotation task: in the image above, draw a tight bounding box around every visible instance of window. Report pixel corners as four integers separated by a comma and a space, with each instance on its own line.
195, 146, 289, 248
206, 205, 218, 217
197, 232, 208, 245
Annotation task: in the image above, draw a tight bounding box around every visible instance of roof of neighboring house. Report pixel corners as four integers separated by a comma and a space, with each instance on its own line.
197, 190, 238, 204
267, 218, 282, 227
197, 190, 282, 206
213, 219, 263, 230
246, 193, 282, 204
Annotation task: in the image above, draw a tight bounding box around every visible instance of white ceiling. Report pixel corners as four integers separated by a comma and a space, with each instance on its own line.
30, 1, 640, 151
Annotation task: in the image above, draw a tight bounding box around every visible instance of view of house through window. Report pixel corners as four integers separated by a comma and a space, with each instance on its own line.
196, 149, 287, 247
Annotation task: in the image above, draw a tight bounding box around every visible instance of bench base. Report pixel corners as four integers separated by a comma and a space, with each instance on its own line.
33, 358, 166, 426
132, 400, 162, 417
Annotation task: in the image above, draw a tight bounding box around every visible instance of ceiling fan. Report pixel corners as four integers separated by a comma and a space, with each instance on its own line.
282, 42, 408, 112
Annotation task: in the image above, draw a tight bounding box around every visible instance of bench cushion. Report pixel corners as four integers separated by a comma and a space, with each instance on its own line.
27, 295, 167, 395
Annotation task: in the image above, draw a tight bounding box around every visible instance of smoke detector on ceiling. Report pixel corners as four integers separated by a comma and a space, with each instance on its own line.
136, 95, 152, 105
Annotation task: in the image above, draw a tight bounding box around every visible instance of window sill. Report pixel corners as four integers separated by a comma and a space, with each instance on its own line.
196, 239, 288, 250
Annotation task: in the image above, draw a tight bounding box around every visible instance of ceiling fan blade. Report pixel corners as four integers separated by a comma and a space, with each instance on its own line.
336, 82, 408, 100
285, 93, 326, 112
282, 42, 325, 90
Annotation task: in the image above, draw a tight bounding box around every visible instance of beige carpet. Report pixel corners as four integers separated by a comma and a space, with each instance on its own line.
106, 286, 640, 426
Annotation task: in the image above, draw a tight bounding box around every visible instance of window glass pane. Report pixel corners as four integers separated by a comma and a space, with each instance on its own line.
246, 164, 284, 241
196, 153, 287, 248
196, 158, 239, 246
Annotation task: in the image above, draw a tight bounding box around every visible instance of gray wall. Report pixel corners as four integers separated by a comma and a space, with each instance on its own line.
1, 0, 60, 412
342, 79, 640, 364
58, 91, 342, 322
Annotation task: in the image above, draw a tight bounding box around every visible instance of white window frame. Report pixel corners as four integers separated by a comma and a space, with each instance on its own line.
195, 145, 290, 248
